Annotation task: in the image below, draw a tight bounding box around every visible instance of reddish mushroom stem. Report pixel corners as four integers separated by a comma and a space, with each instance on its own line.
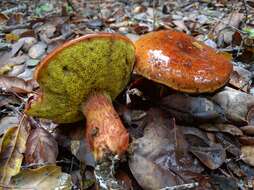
82, 92, 129, 189
82, 91, 129, 161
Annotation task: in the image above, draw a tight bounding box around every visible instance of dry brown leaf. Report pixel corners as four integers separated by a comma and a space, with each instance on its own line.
0, 116, 30, 185
240, 125, 254, 136
0, 115, 20, 136
212, 87, 254, 125
9, 165, 72, 190
0, 13, 9, 24
241, 146, 254, 167
24, 127, 58, 165
239, 136, 254, 145
0, 76, 34, 93
160, 94, 227, 124
229, 66, 252, 92
199, 123, 243, 136
214, 11, 244, 33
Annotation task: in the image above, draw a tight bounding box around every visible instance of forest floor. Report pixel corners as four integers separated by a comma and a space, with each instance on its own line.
1, 0, 254, 190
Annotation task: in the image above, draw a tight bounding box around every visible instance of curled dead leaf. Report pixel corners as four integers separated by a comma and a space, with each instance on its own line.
24, 127, 58, 165
0, 76, 34, 93
9, 165, 72, 190
0, 116, 30, 185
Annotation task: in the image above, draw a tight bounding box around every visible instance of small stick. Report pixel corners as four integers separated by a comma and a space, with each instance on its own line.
1, 4, 27, 15
159, 182, 199, 190
242, 0, 248, 23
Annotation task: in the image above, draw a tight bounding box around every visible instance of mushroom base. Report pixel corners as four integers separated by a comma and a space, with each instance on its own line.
82, 91, 129, 161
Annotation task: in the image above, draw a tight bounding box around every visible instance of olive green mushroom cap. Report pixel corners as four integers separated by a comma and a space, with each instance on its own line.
26, 33, 135, 123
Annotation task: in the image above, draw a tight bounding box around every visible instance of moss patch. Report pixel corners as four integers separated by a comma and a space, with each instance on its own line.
27, 37, 135, 123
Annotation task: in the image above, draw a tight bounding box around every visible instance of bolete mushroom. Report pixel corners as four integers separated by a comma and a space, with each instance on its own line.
26, 33, 135, 188
134, 30, 233, 93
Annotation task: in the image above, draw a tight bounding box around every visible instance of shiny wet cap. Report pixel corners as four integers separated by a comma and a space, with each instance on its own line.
134, 30, 233, 93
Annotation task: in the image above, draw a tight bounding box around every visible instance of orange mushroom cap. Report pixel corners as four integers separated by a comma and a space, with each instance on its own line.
134, 30, 233, 93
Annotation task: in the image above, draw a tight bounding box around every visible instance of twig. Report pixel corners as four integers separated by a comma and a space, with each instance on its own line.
242, 0, 248, 23
159, 182, 199, 190
1, 4, 27, 15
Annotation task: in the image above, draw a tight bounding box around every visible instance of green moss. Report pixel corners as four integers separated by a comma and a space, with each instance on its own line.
27, 37, 135, 123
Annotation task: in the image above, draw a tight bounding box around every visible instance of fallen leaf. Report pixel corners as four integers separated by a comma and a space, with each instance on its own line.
198, 123, 243, 136
160, 94, 227, 124
173, 20, 190, 33
53, 124, 95, 166
212, 87, 254, 125
214, 11, 244, 34
190, 144, 226, 170
11, 39, 25, 57
240, 125, 254, 136
180, 126, 226, 169
0, 76, 34, 93
86, 19, 103, 30
246, 106, 254, 125
0, 116, 30, 185
5, 33, 19, 43
9, 165, 72, 189
210, 175, 238, 190
229, 66, 252, 92
0, 13, 8, 24
241, 146, 254, 167
17, 68, 34, 81
216, 133, 241, 157
129, 109, 204, 189
0, 115, 20, 135
8, 64, 26, 77
24, 127, 58, 165
239, 136, 254, 145
0, 64, 14, 75
28, 42, 47, 59
129, 154, 179, 190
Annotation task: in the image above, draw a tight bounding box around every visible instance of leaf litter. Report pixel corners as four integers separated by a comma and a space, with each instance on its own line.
1, 0, 254, 189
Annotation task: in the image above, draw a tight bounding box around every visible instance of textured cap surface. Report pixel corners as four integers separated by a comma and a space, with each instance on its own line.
135, 30, 233, 93
26, 33, 135, 123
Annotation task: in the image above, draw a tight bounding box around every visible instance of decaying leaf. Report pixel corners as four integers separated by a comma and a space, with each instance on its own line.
24, 127, 58, 165
210, 175, 238, 190
241, 146, 254, 167
246, 106, 254, 125
9, 165, 72, 190
229, 66, 252, 92
0, 76, 34, 93
199, 123, 243, 136
212, 87, 254, 125
129, 154, 179, 190
0, 115, 20, 136
160, 94, 227, 124
239, 136, 254, 145
216, 133, 241, 157
181, 126, 226, 169
0, 116, 30, 185
129, 109, 204, 190
53, 124, 95, 166
240, 125, 254, 136
190, 144, 226, 170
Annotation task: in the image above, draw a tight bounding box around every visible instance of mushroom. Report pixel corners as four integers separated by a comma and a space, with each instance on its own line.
134, 30, 233, 93
26, 33, 135, 189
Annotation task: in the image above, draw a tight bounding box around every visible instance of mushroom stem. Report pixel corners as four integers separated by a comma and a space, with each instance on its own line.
82, 91, 129, 189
